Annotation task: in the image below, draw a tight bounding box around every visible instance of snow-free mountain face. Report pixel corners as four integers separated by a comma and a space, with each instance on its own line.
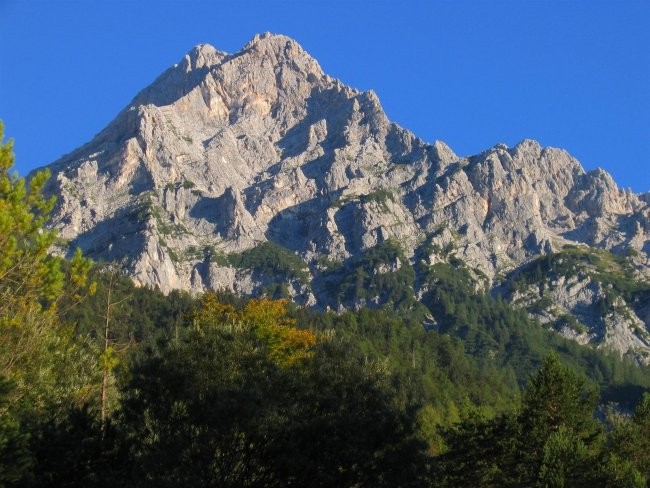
40, 33, 650, 360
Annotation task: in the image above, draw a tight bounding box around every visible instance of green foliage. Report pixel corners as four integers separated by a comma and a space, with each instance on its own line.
436, 354, 632, 487
192, 294, 317, 367
419, 257, 650, 398
0, 124, 96, 418
508, 245, 650, 314
600, 455, 646, 488
114, 302, 429, 487
26, 406, 125, 488
422, 259, 547, 381
537, 426, 593, 487
165, 179, 195, 191
326, 239, 423, 313
609, 393, 650, 483
11, 275, 650, 486
178, 244, 231, 264
0, 377, 31, 485
435, 409, 518, 486
134, 191, 187, 237
554, 313, 588, 334
417, 231, 461, 261
61, 265, 195, 353
361, 187, 395, 208
228, 241, 310, 286
297, 306, 518, 447
0, 124, 59, 325
315, 255, 344, 271
331, 188, 395, 210
521, 353, 599, 435
4, 122, 650, 487
0, 125, 101, 485
517, 354, 602, 485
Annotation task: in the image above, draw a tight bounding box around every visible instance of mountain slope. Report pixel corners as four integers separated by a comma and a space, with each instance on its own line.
39, 33, 650, 360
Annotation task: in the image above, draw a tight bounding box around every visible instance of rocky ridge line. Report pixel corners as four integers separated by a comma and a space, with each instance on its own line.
39, 33, 650, 360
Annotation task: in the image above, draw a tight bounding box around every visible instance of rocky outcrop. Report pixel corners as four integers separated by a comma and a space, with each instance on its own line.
38, 33, 650, 359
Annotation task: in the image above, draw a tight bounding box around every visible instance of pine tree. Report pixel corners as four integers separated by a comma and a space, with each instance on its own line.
516, 353, 603, 486
608, 393, 650, 484
0, 122, 95, 416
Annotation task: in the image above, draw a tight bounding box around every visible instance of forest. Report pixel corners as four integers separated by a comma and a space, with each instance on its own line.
1, 124, 650, 487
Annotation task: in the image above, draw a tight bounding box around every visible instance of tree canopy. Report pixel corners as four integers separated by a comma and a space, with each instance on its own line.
1, 124, 649, 486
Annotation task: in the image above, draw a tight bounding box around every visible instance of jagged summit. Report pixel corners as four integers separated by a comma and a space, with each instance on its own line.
123, 33, 326, 116
176, 33, 313, 69
243, 32, 307, 53
38, 34, 650, 361
184, 43, 225, 69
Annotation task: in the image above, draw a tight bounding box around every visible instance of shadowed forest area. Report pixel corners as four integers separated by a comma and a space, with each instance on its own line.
2, 126, 650, 486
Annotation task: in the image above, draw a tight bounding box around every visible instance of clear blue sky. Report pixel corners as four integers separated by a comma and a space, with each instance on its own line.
1, 0, 648, 192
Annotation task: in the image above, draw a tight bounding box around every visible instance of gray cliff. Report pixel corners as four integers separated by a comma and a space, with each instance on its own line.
40, 33, 650, 360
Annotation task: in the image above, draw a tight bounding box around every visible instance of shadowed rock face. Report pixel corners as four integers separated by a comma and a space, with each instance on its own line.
39, 33, 650, 359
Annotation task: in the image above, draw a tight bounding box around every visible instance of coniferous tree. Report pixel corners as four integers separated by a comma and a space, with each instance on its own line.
608, 393, 650, 485
0, 123, 96, 484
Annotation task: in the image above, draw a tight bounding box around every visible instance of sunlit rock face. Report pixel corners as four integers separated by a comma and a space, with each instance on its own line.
39, 33, 650, 360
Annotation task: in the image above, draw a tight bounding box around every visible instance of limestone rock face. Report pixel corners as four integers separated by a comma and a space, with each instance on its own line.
39, 33, 650, 359
508, 271, 650, 359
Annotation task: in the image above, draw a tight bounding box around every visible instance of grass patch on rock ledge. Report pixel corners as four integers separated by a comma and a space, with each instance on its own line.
228, 241, 310, 285
508, 245, 650, 306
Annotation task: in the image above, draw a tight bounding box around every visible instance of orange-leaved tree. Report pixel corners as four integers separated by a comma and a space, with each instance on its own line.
192, 292, 316, 367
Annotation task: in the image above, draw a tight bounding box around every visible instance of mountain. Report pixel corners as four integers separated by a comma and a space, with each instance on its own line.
39, 33, 650, 361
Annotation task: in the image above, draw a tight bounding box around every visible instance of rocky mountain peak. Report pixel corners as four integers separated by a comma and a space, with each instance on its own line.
184, 43, 225, 70
37, 34, 650, 362
236, 32, 326, 85
244, 32, 306, 55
